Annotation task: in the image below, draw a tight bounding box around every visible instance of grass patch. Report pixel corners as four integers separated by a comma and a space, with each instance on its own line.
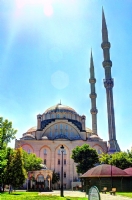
0, 192, 87, 200
117, 192, 132, 198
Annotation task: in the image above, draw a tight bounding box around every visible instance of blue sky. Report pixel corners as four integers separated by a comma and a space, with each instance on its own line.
0, 0, 132, 151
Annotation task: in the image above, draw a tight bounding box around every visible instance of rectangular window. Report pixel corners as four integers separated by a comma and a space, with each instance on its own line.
64, 159, 66, 165
44, 159, 46, 165
58, 159, 60, 165
58, 173, 60, 179
64, 172, 66, 178
58, 149, 61, 155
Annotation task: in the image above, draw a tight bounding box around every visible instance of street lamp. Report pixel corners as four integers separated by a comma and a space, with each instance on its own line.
111, 163, 113, 188
60, 145, 64, 197
109, 157, 113, 189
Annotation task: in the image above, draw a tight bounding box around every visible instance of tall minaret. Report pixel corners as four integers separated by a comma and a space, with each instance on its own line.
89, 50, 98, 135
101, 9, 120, 152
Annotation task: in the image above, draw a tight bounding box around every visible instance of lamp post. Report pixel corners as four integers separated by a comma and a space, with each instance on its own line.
109, 157, 113, 189
111, 163, 113, 188
60, 145, 64, 197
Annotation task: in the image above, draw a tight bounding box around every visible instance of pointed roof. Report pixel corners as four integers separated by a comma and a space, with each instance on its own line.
102, 8, 109, 42
90, 49, 95, 78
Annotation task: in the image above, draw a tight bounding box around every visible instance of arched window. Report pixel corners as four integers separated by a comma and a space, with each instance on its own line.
55, 125, 58, 130
44, 149, 47, 155
37, 175, 44, 182
57, 114, 60, 118
58, 149, 61, 155
64, 149, 66, 155
60, 124, 63, 130
98, 149, 102, 154
65, 125, 68, 130
28, 149, 30, 154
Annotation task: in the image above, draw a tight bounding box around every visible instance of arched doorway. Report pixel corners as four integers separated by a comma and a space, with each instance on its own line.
37, 174, 45, 191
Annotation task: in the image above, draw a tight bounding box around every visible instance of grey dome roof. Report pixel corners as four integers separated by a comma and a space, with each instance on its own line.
44, 103, 77, 114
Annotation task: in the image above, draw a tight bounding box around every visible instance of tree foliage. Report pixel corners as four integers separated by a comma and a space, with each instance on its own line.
0, 117, 17, 190
71, 144, 99, 174
4, 148, 27, 189
99, 150, 132, 169
0, 144, 7, 186
0, 117, 17, 149
52, 170, 60, 185
22, 150, 42, 172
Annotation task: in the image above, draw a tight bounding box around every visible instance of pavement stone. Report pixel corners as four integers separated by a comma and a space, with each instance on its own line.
39, 190, 132, 200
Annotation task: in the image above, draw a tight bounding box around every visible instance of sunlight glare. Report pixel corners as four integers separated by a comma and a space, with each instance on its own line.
15, 0, 54, 17
44, 5, 53, 17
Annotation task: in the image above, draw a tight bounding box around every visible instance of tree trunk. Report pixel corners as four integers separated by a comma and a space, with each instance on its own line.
2, 184, 5, 192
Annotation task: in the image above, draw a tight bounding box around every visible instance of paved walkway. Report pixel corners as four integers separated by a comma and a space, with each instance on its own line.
39, 190, 132, 200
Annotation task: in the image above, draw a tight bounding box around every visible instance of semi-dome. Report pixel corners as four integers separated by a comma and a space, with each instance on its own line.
44, 103, 77, 114
27, 126, 37, 133
89, 134, 102, 141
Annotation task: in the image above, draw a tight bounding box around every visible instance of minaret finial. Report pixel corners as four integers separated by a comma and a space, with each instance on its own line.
102, 8, 108, 42
60, 100, 61, 105
90, 49, 95, 79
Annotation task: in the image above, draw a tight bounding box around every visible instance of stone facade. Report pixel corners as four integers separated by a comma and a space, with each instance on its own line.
15, 103, 108, 189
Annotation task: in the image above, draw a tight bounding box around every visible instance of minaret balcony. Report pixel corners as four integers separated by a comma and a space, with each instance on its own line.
89, 78, 96, 84
102, 60, 112, 68
103, 78, 114, 89
101, 42, 111, 49
89, 93, 97, 99
90, 108, 98, 114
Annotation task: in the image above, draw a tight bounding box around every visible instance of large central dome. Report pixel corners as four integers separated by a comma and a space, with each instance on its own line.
44, 103, 77, 114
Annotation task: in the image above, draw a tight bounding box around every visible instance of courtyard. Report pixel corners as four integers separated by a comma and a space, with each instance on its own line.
1, 190, 132, 200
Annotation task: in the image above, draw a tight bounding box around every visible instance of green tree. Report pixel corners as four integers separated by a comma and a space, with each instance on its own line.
22, 150, 42, 172
71, 144, 99, 174
52, 170, 60, 185
0, 117, 17, 191
0, 117, 17, 149
5, 147, 27, 192
99, 153, 111, 164
0, 144, 7, 191
99, 151, 132, 169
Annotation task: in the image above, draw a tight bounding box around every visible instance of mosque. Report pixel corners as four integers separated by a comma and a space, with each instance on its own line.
15, 10, 120, 190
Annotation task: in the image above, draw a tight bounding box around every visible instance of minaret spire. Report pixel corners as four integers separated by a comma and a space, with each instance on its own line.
102, 7, 109, 42
89, 50, 98, 135
101, 9, 120, 152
